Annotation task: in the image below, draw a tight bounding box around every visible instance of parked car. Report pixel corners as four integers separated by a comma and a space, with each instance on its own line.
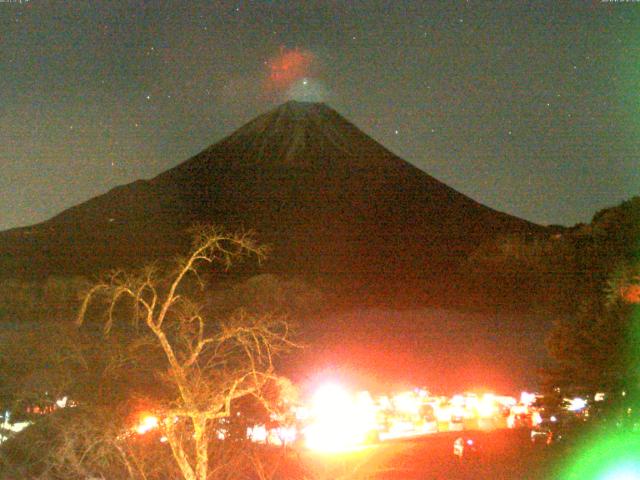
530, 418, 559, 445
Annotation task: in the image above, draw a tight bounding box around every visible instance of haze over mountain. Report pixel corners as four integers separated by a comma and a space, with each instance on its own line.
0, 101, 544, 305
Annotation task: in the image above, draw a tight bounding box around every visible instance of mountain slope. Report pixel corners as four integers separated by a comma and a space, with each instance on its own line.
0, 101, 543, 304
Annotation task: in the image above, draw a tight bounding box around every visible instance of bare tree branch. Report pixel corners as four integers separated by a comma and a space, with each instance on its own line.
71, 225, 293, 480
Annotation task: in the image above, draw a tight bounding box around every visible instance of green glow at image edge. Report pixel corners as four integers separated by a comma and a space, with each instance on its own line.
561, 301, 640, 480
560, 432, 640, 479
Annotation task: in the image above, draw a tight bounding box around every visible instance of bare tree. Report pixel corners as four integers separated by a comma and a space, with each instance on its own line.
76, 225, 296, 480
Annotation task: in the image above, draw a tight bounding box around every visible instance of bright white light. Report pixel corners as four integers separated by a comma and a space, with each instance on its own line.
520, 391, 537, 405
532, 411, 542, 426
248, 425, 268, 443
304, 383, 376, 453
477, 394, 497, 418
599, 461, 640, 480
135, 415, 159, 434
567, 397, 587, 412
392, 391, 421, 415
274, 426, 297, 445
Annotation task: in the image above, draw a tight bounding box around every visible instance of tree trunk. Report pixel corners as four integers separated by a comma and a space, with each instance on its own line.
194, 417, 209, 480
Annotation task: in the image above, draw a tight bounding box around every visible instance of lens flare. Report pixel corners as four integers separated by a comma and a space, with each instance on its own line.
560, 432, 640, 480
600, 462, 640, 480
304, 383, 376, 453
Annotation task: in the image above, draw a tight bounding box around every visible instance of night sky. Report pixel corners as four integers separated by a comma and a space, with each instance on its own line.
1, 0, 638, 232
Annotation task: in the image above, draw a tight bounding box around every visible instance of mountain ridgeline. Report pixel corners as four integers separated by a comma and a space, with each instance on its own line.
0, 102, 544, 306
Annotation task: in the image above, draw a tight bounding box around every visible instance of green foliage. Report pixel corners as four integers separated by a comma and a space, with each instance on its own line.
545, 299, 636, 395
590, 196, 640, 261
466, 196, 640, 313
543, 197, 640, 403
465, 231, 585, 311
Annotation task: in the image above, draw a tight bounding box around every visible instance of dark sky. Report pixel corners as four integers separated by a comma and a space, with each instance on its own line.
1, 0, 638, 231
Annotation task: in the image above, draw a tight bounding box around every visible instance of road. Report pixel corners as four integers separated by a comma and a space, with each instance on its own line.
300, 429, 566, 480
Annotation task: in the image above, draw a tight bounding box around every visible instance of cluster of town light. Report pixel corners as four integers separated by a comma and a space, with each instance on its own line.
130, 383, 556, 454
2, 383, 592, 453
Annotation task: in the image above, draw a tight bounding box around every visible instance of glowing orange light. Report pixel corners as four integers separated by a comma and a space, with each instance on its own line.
304, 383, 376, 453
622, 284, 640, 303
135, 414, 159, 435
474, 393, 498, 418
392, 391, 421, 415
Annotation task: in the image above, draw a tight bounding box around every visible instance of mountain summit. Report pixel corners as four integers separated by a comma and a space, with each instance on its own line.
0, 101, 541, 303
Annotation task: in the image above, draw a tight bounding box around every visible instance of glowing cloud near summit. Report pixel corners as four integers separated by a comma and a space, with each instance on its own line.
266, 47, 327, 101
268, 48, 314, 88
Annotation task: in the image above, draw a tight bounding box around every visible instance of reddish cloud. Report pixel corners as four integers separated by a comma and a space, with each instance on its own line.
266, 47, 316, 91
